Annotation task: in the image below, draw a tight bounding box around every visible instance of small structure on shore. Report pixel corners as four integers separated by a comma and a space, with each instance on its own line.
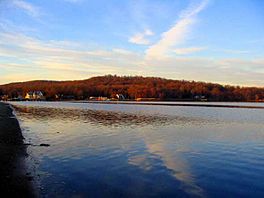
89, 96, 108, 101
25, 91, 45, 101
0, 95, 9, 101
194, 95, 207, 101
116, 94, 125, 101
11, 95, 23, 101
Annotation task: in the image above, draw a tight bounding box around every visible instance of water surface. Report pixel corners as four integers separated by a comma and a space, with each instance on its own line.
11, 101, 264, 197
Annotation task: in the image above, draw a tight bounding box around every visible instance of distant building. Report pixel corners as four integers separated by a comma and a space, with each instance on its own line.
17, 95, 23, 100
12, 95, 23, 101
194, 95, 207, 101
89, 96, 108, 101
116, 94, 125, 100
98, 97, 108, 101
1, 95, 9, 101
89, 96, 97, 100
25, 91, 45, 100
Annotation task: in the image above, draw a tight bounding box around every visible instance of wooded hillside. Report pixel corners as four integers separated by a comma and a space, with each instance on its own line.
0, 75, 264, 101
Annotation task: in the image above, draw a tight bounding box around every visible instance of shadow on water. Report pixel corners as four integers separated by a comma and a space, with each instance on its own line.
14, 105, 207, 128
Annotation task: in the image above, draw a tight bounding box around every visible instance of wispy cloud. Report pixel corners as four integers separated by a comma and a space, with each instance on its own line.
146, 0, 209, 59
174, 47, 206, 55
143, 56, 264, 86
214, 49, 250, 54
0, 31, 263, 86
12, 0, 40, 17
0, 32, 143, 81
129, 29, 154, 45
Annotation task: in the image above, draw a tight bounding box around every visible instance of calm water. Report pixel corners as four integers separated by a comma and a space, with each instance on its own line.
10, 101, 264, 197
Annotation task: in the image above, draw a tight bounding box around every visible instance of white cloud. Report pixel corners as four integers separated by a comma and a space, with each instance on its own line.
129, 29, 154, 45
142, 57, 264, 86
12, 0, 40, 17
146, 0, 209, 59
174, 47, 206, 55
179, 0, 209, 19
0, 31, 264, 87
214, 49, 250, 54
0, 32, 143, 82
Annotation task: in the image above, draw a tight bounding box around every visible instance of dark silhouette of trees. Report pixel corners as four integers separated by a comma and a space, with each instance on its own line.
0, 75, 263, 101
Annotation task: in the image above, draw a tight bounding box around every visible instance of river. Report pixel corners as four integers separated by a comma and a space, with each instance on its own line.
10, 101, 264, 197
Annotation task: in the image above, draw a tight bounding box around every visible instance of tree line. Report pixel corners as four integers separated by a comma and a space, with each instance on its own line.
0, 75, 264, 101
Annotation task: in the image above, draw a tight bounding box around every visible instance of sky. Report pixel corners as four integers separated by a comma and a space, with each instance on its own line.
0, 0, 264, 86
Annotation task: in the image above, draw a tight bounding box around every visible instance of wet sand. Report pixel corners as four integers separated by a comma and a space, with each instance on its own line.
0, 102, 33, 197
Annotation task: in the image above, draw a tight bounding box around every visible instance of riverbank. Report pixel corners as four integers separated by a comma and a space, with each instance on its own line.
0, 102, 33, 197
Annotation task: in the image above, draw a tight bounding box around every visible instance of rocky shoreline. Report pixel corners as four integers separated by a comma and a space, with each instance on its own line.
0, 102, 34, 197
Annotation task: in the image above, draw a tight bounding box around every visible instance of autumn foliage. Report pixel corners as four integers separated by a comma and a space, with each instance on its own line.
0, 75, 264, 101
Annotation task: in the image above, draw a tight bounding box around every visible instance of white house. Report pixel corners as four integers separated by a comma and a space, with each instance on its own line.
25, 91, 45, 100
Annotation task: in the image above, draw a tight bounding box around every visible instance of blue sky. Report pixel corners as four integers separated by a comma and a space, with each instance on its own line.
0, 0, 263, 86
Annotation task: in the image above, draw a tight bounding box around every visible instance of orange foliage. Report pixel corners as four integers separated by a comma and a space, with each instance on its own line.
0, 75, 263, 101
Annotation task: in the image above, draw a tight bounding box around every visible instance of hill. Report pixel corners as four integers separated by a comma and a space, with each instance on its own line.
0, 75, 264, 101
